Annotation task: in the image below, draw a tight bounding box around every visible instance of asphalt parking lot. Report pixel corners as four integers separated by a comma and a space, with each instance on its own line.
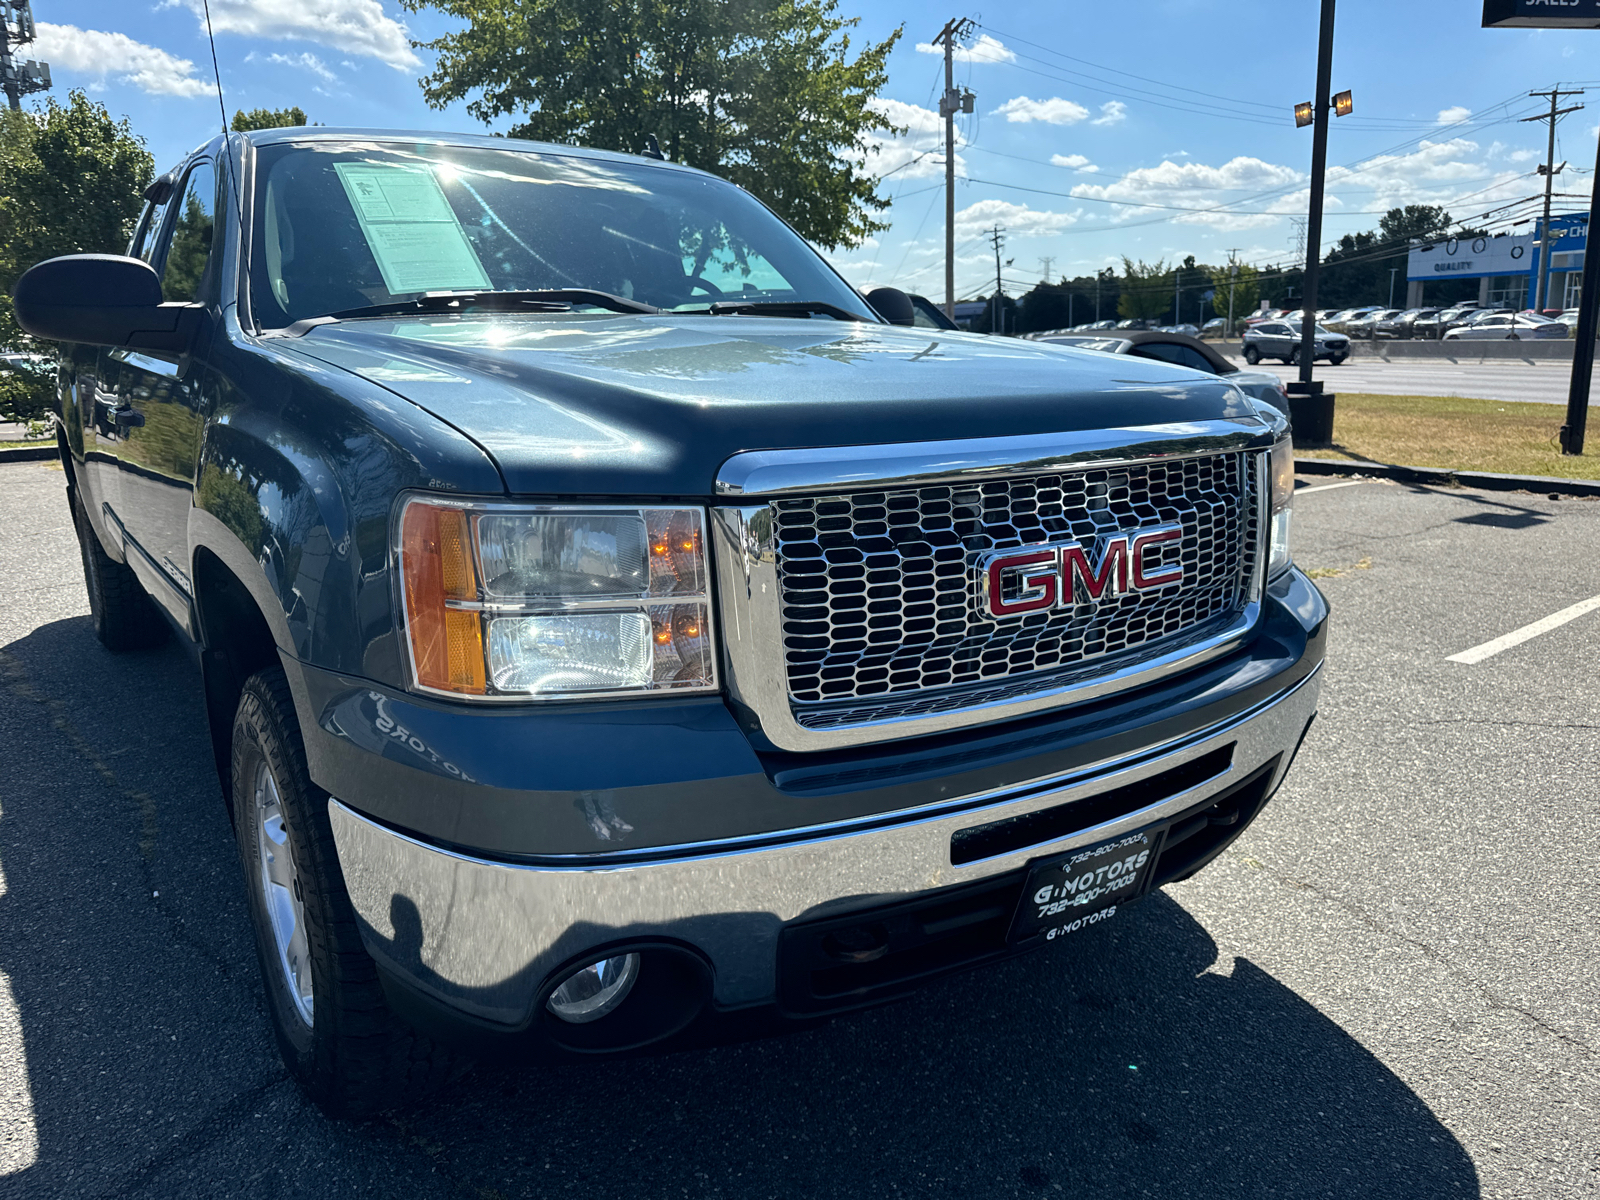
1, 458, 1596, 1199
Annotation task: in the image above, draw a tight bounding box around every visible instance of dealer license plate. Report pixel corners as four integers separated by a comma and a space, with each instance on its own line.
1008, 827, 1165, 944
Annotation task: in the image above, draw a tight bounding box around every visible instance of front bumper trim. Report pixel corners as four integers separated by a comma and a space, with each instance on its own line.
329, 662, 1320, 1028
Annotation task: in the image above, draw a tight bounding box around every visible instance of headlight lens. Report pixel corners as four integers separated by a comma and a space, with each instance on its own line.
1268, 435, 1294, 578
398, 499, 716, 699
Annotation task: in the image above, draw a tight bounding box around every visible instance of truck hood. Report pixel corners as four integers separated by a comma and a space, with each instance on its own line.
284, 314, 1262, 496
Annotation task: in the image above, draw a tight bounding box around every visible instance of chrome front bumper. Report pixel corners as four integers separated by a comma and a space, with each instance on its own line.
329, 663, 1321, 1029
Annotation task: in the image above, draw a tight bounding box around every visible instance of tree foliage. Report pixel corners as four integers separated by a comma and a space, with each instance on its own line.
1117, 257, 1172, 321
0, 91, 152, 423
231, 106, 309, 132
1210, 262, 1260, 322
401, 0, 902, 249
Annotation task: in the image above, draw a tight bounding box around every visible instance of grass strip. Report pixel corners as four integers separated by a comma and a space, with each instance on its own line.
1298, 392, 1600, 481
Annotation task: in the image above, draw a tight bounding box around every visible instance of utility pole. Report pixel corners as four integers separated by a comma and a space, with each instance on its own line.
1226, 248, 1241, 340
1388, 266, 1399, 308
0, 0, 52, 112
1095, 272, 1101, 321
988, 224, 1007, 334
934, 18, 975, 321
1523, 88, 1584, 314
1038, 256, 1054, 284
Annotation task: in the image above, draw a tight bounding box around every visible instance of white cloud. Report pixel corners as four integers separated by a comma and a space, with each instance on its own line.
864, 97, 965, 182
1051, 153, 1097, 172
1091, 101, 1128, 126
1509, 148, 1539, 163
914, 33, 1015, 64
1437, 105, 1472, 124
954, 198, 1080, 239
162, 0, 419, 70
246, 50, 337, 83
31, 23, 215, 97
995, 95, 1090, 125
1071, 155, 1304, 231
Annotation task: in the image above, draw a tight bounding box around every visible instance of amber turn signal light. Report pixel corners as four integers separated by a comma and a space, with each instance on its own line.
400, 502, 487, 694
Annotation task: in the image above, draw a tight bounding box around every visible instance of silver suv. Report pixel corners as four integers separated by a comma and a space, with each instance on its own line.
1242, 319, 1350, 366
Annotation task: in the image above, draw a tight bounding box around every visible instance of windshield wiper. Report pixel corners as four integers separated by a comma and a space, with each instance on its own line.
696, 300, 869, 322
327, 289, 661, 321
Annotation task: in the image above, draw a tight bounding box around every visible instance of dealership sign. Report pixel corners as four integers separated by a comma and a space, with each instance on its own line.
1406, 233, 1533, 282
1483, 0, 1600, 27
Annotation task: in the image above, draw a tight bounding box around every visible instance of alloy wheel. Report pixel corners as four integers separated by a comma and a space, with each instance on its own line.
255, 759, 314, 1026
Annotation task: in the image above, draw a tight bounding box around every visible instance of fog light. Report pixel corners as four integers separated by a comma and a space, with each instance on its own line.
546, 953, 639, 1024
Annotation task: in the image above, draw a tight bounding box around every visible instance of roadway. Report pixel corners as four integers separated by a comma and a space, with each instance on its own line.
1222, 351, 1600, 406
1, 457, 1596, 1198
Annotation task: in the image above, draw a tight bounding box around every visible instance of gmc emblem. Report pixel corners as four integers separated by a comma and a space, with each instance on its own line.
979, 525, 1184, 618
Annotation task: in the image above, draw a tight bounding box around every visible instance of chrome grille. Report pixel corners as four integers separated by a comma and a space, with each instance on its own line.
773, 451, 1261, 713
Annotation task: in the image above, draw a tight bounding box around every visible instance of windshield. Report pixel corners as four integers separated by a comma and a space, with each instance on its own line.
1287, 322, 1338, 337
247, 139, 876, 328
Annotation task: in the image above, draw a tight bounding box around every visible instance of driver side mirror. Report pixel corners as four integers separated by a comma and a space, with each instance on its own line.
864, 286, 916, 327
13, 254, 205, 354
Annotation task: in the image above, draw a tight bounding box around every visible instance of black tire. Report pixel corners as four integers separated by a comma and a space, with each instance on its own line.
1287, 346, 1301, 365
232, 667, 469, 1117
70, 488, 168, 652
1330, 354, 1347, 366
1243, 345, 1261, 365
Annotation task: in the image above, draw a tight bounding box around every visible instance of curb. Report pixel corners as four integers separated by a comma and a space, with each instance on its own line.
1295, 456, 1600, 498
0, 444, 57, 463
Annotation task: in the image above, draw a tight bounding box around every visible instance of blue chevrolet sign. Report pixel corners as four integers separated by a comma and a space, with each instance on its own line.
1483, 0, 1600, 27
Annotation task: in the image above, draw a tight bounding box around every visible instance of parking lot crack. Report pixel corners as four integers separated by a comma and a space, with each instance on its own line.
1227, 851, 1593, 1056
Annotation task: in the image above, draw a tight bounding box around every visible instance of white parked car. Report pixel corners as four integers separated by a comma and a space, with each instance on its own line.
1442, 314, 1568, 341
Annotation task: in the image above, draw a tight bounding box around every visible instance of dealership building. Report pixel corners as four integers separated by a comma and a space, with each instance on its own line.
1404, 213, 1588, 310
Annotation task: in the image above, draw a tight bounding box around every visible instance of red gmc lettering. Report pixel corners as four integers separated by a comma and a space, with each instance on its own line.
986, 549, 1058, 615
1131, 527, 1183, 590
1062, 540, 1127, 602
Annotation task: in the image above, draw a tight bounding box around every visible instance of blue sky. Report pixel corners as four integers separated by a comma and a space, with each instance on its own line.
23, 0, 1600, 302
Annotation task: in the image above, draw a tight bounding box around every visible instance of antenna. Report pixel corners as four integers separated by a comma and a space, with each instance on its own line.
200, 0, 248, 258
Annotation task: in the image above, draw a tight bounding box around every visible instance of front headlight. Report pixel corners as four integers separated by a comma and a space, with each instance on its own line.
1268, 436, 1294, 578
397, 498, 716, 699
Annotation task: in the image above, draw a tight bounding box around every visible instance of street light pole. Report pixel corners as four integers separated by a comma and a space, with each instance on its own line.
1294, 0, 1337, 390
1560, 129, 1600, 454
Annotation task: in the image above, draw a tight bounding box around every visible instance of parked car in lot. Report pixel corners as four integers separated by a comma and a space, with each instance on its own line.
1373, 308, 1438, 340
1200, 317, 1227, 337
1344, 309, 1401, 339
1414, 304, 1483, 339
15, 126, 1324, 1117
1034, 329, 1290, 414
1241, 319, 1350, 365
1442, 313, 1568, 340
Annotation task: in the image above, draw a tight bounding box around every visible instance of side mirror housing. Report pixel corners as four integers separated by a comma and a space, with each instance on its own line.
13, 254, 204, 353
864, 286, 916, 327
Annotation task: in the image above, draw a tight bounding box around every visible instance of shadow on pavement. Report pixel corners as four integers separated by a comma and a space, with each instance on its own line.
0, 616, 1479, 1199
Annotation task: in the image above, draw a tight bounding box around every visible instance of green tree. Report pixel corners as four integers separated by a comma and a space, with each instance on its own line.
231, 106, 308, 132
1210, 262, 1260, 325
1117, 257, 1172, 322
400, 0, 902, 249
0, 91, 153, 424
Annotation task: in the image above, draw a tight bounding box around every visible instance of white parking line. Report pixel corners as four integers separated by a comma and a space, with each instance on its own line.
1295, 480, 1368, 495
1446, 594, 1600, 664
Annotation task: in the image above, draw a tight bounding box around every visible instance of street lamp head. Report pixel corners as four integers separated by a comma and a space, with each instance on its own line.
1333, 90, 1354, 117
1294, 101, 1315, 128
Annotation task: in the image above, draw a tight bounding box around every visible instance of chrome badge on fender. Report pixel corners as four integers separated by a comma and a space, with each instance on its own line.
978, 525, 1184, 618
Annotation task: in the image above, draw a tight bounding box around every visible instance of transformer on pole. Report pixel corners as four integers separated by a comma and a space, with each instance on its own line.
933, 18, 975, 322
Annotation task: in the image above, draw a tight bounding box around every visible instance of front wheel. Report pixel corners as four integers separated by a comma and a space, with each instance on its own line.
232, 667, 469, 1117
1330, 354, 1347, 366
1287, 346, 1301, 365
1243, 345, 1261, 365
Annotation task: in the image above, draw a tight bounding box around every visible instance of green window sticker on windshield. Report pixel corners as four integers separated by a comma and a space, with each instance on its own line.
334, 163, 491, 296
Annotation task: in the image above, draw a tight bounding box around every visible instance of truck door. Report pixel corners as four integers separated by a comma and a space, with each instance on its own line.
107, 156, 218, 620
73, 182, 176, 539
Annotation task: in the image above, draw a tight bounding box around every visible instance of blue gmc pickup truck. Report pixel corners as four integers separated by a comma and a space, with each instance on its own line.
16, 127, 1326, 1116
